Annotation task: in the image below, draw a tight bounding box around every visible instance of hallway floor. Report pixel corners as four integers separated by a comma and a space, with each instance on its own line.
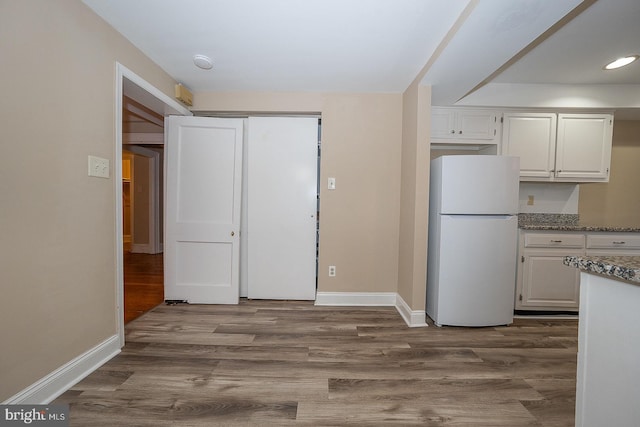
124, 251, 163, 323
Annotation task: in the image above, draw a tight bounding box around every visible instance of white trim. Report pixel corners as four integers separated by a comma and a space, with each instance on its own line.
115, 63, 192, 347
125, 145, 161, 255
395, 293, 428, 328
123, 133, 164, 144
119, 64, 192, 118
514, 314, 578, 320
115, 65, 125, 348
3, 335, 120, 404
315, 291, 397, 306
123, 98, 164, 127
130, 243, 153, 254
315, 292, 428, 328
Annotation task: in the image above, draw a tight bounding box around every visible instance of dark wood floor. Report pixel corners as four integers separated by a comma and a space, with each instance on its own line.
56, 299, 578, 426
124, 251, 164, 323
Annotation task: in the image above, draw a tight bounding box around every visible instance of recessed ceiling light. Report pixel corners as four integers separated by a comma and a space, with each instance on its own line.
193, 54, 213, 70
603, 55, 639, 70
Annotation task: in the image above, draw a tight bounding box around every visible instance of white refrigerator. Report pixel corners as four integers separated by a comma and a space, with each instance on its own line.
427, 155, 520, 327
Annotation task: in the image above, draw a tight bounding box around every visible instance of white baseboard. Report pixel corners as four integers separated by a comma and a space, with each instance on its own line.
315, 292, 428, 328
3, 335, 121, 404
130, 243, 152, 254
315, 292, 397, 306
395, 293, 428, 328
514, 314, 578, 320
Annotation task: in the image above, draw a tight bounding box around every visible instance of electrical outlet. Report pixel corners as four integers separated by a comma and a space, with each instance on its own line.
328, 177, 336, 190
328, 265, 336, 277
88, 155, 110, 178
527, 195, 534, 206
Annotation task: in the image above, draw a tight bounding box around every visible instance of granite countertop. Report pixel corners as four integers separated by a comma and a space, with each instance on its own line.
521, 224, 640, 232
564, 255, 640, 285
518, 213, 640, 232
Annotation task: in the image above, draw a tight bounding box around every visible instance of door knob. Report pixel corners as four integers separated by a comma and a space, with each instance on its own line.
231, 231, 235, 237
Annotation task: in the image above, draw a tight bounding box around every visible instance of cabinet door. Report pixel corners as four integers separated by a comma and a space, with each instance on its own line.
518, 250, 581, 310
430, 108, 499, 141
555, 114, 613, 181
431, 108, 456, 139
503, 113, 557, 180
456, 109, 499, 140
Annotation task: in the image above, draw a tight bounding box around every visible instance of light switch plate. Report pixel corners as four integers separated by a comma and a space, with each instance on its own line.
88, 155, 110, 178
328, 177, 336, 190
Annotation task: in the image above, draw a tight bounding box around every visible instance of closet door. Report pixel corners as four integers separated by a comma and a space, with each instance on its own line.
246, 117, 318, 300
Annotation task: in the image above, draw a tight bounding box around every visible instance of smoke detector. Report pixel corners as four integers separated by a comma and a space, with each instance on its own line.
193, 54, 213, 70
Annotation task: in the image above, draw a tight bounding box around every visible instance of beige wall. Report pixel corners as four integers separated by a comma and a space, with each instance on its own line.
397, 83, 431, 310
579, 120, 640, 226
194, 92, 404, 294
0, 0, 431, 402
0, 0, 177, 400
319, 94, 403, 293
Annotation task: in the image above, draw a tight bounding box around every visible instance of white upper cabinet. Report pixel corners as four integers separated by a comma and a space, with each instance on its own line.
431, 107, 500, 143
502, 112, 613, 182
502, 113, 557, 179
555, 114, 613, 181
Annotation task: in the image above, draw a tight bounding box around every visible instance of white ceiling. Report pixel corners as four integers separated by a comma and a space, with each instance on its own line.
493, 0, 640, 86
84, 0, 640, 115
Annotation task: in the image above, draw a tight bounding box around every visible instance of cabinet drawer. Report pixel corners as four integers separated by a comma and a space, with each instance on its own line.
524, 233, 585, 248
586, 234, 640, 249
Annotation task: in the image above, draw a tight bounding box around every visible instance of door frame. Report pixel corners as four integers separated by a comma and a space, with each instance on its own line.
123, 145, 162, 254
115, 63, 191, 347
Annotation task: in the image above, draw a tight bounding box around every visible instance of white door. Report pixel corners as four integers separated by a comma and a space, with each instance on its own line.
165, 116, 243, 304
246, 117, 318, 300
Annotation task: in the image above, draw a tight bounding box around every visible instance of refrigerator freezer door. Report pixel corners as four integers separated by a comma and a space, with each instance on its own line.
437, 155, 519, 215
430, 214, 517, 327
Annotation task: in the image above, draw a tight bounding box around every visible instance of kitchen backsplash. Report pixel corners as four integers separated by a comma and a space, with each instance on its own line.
518, 182, 579, 214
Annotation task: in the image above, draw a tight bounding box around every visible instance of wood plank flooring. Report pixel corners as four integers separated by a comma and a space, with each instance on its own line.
123, 251, 163, 324
55, 301, 578, 426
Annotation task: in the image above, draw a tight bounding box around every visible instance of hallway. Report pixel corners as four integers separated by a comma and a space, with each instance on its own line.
124, 251, 163, 323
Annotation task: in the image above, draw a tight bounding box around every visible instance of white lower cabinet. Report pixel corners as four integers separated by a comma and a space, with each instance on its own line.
585, 233, 640, 255
516, 230, 640, 311
516, 231, 584, 311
